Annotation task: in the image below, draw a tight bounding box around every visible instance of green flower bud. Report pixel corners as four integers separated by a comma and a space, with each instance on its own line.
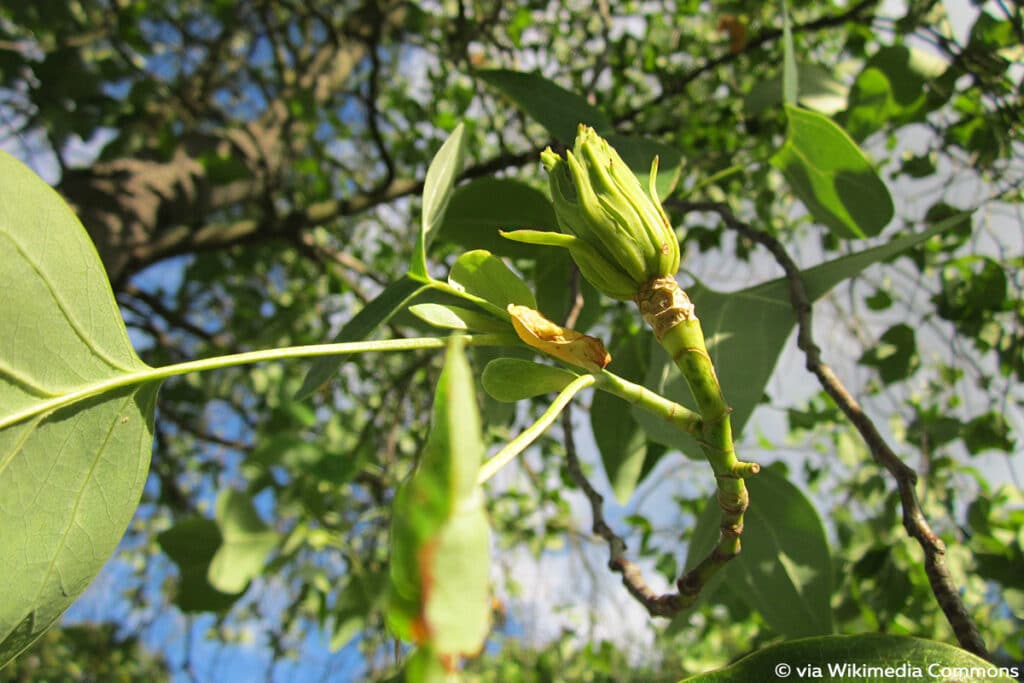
540, 125, 680, 300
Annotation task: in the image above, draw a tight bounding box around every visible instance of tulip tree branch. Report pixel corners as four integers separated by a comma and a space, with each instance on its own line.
678, 199, 990, 660
561, 403, 690, 617
633, 276, 761, 600
552, 270, 744, 618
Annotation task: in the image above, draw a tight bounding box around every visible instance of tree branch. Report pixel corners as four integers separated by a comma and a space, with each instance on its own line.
679, 199, 990, 659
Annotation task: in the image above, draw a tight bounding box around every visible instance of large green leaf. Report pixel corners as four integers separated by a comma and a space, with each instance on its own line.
477, 68, 612, 142
297, 275, 429, 399
771, 105, 894, 239
633, 215, 968, 458
0, 150, 158, 666
438, 178, 557, 257
683, 469, 833, 638
678, 633, 1015, 682
411, 123, 467, 279
386, 338, 491, 661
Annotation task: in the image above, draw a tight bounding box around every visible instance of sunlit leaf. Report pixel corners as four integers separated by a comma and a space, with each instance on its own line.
449, 250, 537, 310
481, 358, 578, 402
0, 150, 159, 666
412, 123, 467, 279
772, 105, 894, 239
386, 338, 490, 662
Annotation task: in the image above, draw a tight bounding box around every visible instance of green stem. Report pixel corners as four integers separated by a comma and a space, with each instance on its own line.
635, 276, 759, 591
599, 369, 702, 437
0, 333, 519, 431
477, 373, 597, 484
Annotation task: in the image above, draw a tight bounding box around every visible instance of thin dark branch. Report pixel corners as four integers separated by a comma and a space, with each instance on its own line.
677, 199, 990, 659
558, 262, 691, 617
560, 404, 686, 617
120, 282, 238, 351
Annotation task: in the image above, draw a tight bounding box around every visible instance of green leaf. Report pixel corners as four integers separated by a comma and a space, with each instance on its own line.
677, 633, 1015, 682
207, 489, 279, 594
771, 105, 894, 239
438, 178, 558, 257
482, 358, 579, 402
0, 150, 159, 666
386, 338, 490, 659
411, 123, 467, 279
963, 412, 1014, 455
604, 134, 684, 200
634, 214, 967, 456
858, 323, 919, 383
448, 250, 537, 310
408, 303, 510, 333
842, 45, 949, 141
477, 69, 612, 142
157, 518, 240, 613
591, 331, 652, 502
297, 275, 429, 399
683, 469, 833, 638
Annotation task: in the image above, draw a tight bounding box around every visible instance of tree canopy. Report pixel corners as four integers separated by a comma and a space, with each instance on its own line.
0, 0, 1021, 680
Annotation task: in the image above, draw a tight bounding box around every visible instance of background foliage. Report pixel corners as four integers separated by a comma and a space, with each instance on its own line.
0, 0, 1021, 680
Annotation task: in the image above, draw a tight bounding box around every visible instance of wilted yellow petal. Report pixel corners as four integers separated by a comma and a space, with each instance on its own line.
507, 304, 611, 372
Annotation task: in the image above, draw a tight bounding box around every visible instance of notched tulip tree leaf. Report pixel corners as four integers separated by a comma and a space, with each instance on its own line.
0, 150, 160, 667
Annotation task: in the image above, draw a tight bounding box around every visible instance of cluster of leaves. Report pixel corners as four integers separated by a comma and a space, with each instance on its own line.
1, 0, 1021, 680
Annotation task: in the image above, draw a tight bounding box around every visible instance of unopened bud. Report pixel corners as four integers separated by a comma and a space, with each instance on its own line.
534, 125, 680, 300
